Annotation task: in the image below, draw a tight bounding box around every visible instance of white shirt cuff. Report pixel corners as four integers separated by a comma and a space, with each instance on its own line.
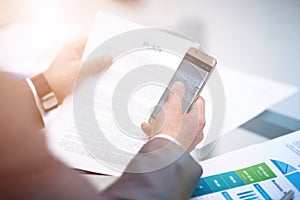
26, 78, 46, 120
151, 134, 180, 146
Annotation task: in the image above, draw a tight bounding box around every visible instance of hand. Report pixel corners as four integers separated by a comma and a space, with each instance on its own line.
141, 82, 205, 152
43, 38, 112, 104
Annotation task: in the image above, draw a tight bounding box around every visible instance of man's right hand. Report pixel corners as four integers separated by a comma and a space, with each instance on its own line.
141, 81, 205, 152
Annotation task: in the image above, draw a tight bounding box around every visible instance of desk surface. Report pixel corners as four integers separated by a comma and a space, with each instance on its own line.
70, 0, 300, 119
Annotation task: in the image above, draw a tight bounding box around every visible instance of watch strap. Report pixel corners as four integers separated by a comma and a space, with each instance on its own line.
30, 73, 58, 112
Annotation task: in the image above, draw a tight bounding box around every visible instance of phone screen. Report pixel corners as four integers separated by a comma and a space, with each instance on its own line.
151, 54, 210, 118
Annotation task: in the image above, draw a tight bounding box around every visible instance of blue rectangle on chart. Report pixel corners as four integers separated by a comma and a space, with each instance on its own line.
192, 179, 213, 197
237, 190, 254, 196
254, 183, 272, 200
244, 197, 258, 200
205, 175, 230, 192
239, 193, 257, 199
221, 191, 233, 200
221, 171, 246, 188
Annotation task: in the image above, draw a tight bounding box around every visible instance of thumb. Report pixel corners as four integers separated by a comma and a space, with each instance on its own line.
69, 37, 88, 57
83, 56, 112, 75
166, 81, 185, 109
141, 122, 152, 137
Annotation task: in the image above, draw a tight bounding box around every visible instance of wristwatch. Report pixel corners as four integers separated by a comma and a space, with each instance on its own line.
30, 73, 58, 113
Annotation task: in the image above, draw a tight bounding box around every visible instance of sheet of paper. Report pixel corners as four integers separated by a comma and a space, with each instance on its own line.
191, 130, 300, 199
209, 67, 298, 143
47, 11, 199, 176
47, 11, 298, 175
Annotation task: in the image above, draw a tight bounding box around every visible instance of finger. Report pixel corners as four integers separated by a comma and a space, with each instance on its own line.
197, 96, 205, 118
189, 97, 206, 129
189, 96, 205, 116
141, 122, 152, 137
72, 37, 88, 56
166, 81, 185, 109
83, 56, 112, 74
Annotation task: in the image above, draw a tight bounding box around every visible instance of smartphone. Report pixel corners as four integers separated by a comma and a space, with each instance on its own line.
149, 47, 217, 124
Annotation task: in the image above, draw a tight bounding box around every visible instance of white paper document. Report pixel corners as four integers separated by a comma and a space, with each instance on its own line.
47, 11, 298, 175
191, 130, 300, 199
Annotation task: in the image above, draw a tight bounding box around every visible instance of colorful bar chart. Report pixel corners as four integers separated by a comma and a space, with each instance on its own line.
192, 162, 277, 198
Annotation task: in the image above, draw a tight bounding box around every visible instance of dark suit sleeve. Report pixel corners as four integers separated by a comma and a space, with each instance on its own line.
17, 79, 45, 129
100, 138, 203, 200
0, 74, 203, 200
0, 72, 45, 130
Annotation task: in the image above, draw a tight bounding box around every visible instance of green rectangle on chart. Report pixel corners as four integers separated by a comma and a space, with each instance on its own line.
250, 163, 276, 181
236, 167, 260, 184
220, 171, 246, 188
204, 175, 230, 192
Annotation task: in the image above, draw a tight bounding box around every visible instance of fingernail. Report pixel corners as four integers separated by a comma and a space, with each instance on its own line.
173, 81, 184, 89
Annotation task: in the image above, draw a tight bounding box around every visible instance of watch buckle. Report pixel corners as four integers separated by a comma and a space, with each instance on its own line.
42, 92, 58, 111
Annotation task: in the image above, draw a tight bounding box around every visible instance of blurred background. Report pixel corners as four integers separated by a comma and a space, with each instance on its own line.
0, 0, 299, 120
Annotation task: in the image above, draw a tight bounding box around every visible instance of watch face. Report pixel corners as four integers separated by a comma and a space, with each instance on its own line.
42, 92, 58, 111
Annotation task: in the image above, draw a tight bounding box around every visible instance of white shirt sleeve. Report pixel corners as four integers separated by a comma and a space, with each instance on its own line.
26, 78, 46, 119
151, 133, 181, 146
151, 134, 195, 157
